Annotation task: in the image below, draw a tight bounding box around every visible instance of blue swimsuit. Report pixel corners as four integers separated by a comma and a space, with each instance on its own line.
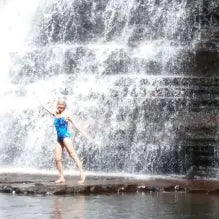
54, 117, 71, 143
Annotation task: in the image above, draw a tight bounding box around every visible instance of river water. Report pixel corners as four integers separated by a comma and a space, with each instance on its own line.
1, 193, 219, 219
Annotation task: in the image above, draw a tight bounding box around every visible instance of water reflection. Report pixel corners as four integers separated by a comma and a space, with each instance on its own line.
1, 193, 219, 218
51, 193, 219, 219
53, 196, 85, 219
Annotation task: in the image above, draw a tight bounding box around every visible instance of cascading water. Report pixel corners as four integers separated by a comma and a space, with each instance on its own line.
0, 0, 216, 176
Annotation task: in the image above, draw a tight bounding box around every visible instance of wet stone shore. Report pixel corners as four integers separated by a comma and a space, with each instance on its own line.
1, 173, 219, 196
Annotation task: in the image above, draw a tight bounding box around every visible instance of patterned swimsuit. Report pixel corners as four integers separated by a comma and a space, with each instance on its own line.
54, 117, 71, 143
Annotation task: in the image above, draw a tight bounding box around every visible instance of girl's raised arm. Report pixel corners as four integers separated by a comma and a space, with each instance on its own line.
40, 101, 56, 116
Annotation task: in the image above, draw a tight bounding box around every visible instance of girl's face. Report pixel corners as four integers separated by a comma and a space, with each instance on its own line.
57, 103, 65, 113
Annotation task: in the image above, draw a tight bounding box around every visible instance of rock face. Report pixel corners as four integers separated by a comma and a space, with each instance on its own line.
175, 78, 219, 177
179, 1, 219, 177
188, 0, 219, 76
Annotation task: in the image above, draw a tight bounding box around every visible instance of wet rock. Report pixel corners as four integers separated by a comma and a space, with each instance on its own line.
85, 184, 123, 194
213, 6, 219, 21
123, 185, 138, 193
14, 188, 22, 194
174, 185, 180, 191
136, 185, 146, 192
1, 185, 13, 193
187, 189, 208, 194
163, 185, 185, 192
208, 189, 219, 194
1, 173, 219, 196
103, 49, 131, 75
117, 186, 125, 193
164, 185, 176, 192
54, 186, 68, 195
137, 186, 159, 193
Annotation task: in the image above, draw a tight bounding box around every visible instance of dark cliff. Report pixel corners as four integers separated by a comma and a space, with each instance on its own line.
178, 0, 219, 177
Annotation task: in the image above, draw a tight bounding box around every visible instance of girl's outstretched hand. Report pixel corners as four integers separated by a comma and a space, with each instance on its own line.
68, 117, 93, 142
37, 97, 56, 116
79, 129, 93, 142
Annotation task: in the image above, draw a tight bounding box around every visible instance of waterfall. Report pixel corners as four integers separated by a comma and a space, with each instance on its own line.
0, 0, 210, 175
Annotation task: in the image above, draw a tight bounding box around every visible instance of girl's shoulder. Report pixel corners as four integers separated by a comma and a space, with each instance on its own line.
61, 111, 72, 120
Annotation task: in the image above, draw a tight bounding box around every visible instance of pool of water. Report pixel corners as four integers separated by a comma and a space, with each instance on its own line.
0, 192, 219, 219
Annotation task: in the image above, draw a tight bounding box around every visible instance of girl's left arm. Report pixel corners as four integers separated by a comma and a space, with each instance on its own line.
67, 115, 91, 140
66, 115, 80, 133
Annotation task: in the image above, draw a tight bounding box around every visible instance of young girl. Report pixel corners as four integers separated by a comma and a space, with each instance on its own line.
41, 99, 86, 184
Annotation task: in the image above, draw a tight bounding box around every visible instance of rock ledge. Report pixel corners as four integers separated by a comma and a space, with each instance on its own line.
1, 173, 219, 196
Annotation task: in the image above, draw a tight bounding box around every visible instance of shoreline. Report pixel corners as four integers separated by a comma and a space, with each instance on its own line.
1, 173, 219, 196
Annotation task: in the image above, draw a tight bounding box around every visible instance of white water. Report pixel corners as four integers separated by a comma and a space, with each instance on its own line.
0, 0, 202, 174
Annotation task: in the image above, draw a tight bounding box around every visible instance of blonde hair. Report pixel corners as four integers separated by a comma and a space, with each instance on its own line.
57, 98, 67, 108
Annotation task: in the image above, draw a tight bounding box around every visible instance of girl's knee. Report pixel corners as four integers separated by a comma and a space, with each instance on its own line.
70, 152, 80, 162
69, 152, 77, 159
55, 157, 62, 163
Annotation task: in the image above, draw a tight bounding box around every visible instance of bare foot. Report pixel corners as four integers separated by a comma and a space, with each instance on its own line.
78, 173, 86, 185
55, 176, 65, 184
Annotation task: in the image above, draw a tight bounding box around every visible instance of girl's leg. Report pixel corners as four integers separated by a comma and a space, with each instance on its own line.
63, 138, 85, 184
55, 142, 65, 184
